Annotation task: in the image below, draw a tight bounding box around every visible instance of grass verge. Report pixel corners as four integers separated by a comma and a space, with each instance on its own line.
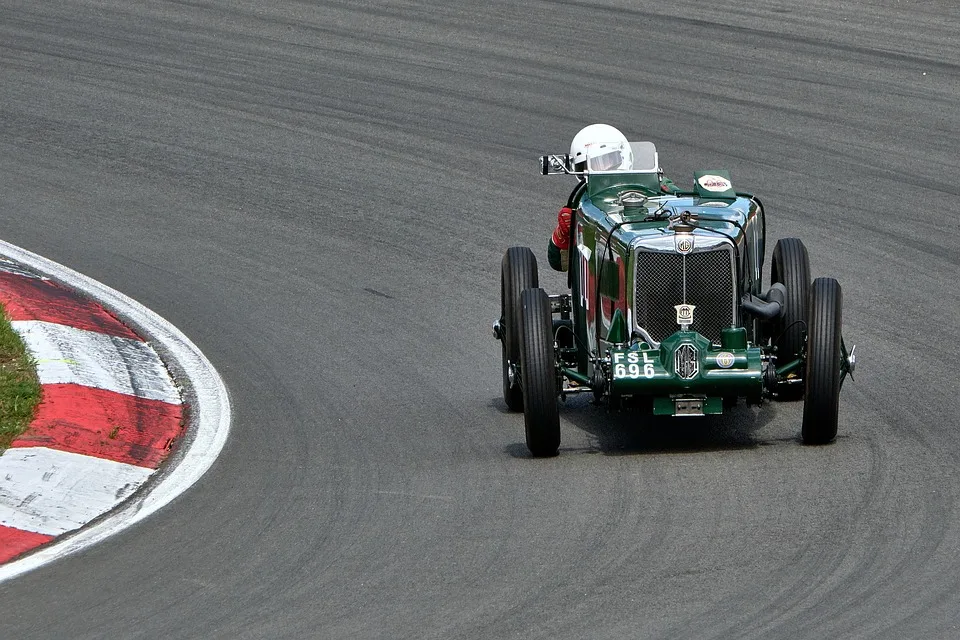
0, 305, 41, 451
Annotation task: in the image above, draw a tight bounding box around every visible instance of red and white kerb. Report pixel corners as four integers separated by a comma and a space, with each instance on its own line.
0, 269, 184, 563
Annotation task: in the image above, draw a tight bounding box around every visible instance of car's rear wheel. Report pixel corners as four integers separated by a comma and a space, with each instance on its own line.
802, 277, 843, 444
500, 247, 538, 411
520, 287, 560, 457
771, 238, 810, 398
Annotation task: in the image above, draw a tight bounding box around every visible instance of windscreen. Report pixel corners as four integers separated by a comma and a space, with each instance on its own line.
586, 141, 659, 173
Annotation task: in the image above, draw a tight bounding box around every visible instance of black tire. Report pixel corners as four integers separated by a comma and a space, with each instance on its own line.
519, 288, 560, 457
500, 247, 538, 411
802, 278, 843, 444
771, 238, 810, 397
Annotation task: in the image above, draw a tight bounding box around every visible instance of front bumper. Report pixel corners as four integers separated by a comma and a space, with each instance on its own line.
605, 330, 764, 411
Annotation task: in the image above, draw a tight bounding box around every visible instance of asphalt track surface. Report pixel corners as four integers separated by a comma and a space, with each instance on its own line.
1, 1, 959, 638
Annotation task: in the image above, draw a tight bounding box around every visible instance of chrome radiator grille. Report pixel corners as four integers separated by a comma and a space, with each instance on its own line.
634, 247, 736, 343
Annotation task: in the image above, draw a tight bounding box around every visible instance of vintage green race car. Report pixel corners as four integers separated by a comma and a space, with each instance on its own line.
494, 142, 856, 457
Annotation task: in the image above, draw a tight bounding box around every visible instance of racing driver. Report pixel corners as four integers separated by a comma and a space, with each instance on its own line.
548, 124, 680, 271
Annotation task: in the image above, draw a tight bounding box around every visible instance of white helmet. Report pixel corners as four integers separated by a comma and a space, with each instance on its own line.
569, 124, 633, 172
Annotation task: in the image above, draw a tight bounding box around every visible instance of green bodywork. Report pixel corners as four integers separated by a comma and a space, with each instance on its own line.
605, 332, 764, 404
560, 165, 769, 415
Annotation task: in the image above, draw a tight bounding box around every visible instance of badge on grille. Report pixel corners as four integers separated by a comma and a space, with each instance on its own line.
675, 304, 695, 327
675, 343, 699, 379
675, 234, 694, 254
715, 352, 735, 368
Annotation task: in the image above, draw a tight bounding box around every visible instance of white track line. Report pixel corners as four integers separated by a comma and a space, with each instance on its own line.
0, 240, 231, 583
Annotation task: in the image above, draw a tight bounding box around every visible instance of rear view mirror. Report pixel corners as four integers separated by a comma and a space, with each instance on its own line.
540, 154, 570, 175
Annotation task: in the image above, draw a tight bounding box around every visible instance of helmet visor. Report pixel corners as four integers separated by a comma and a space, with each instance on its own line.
587, 144, 627, 171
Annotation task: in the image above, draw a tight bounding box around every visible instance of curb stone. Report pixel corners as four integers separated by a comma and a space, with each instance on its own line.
0, 262, 184, 563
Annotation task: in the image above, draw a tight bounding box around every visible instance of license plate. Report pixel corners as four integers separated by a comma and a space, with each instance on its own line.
675, 398, 704, 416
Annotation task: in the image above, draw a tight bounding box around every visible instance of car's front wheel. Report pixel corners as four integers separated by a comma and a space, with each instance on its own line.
519, 287, 560, 457
802, 277, 843, 444
771, 238, 811, 398
500, 247, 538, 411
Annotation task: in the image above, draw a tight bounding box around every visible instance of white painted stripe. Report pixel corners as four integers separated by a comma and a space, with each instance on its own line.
0, 447, 154, 537
0, 240, 231, 583
11, 320, 182, 405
